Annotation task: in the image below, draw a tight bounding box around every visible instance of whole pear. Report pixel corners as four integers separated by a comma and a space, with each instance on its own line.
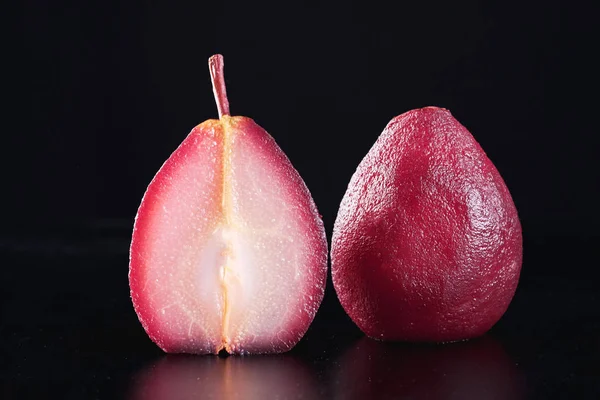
332, 107, 522, 342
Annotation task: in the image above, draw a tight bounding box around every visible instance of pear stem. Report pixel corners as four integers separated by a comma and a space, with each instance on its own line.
209, 54, 230, 119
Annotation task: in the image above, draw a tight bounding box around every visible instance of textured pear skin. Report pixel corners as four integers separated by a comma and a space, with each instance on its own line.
130, 116, 327, 354
332, 107, 522, 342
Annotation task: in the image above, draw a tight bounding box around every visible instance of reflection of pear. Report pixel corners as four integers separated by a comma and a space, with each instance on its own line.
129, 354, 317, 400
334, 336, 524, 399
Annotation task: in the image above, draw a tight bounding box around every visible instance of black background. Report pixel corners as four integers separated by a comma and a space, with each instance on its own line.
3, 0, 599, 398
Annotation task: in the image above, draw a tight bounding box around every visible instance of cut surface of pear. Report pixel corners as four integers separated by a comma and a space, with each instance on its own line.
129, 55, 327, 355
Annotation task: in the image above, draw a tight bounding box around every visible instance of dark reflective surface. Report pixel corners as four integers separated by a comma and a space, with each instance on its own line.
333, 336, 524, 399
1, 236, 598, 398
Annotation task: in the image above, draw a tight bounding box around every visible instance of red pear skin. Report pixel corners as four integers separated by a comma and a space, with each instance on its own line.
129, 55, 327, 355
331, 107, 522, 342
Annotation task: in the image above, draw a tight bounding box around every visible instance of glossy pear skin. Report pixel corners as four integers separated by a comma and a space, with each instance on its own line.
130, 116, 327, 354
332, 107, 522, 342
